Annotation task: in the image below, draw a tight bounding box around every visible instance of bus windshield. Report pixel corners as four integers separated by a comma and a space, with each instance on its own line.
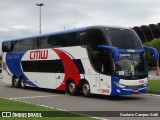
106, 28, 143, 49
114, 53, 148, 79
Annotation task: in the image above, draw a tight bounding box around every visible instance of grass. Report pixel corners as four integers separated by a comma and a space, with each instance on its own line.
147, 80, 160, 94
0, 98, 94, 120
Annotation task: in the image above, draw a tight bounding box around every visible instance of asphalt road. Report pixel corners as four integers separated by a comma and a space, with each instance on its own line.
0, 80, 160, 120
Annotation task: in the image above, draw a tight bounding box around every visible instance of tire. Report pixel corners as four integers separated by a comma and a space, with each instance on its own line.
20, 77, 26, 88
81, 82, 90, 97
67, 80, 77, 96
12, 77, 19, 88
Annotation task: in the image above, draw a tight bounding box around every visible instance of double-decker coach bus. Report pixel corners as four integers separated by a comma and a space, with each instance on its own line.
2, 26, 159, 96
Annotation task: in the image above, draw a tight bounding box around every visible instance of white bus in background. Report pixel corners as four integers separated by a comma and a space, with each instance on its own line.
2, 26, 159, 96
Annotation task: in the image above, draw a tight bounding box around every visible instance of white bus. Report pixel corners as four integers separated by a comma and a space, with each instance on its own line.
2, 26, 159, 96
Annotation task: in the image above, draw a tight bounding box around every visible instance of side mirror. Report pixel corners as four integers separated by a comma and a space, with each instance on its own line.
144, 46, 159, 61
98, 45, 120, 61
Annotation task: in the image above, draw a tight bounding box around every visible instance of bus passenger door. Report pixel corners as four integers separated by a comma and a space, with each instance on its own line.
84, 59, 100, 94
100, 74, 111, 95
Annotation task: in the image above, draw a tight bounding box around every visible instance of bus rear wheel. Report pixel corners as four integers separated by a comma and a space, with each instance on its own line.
81, 82, 90, 97
20, 77, 26, 88
67, 80, 77, 96
12, 77, 19, 88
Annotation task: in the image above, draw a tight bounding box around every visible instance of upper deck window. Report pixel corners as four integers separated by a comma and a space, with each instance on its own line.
87, 29, 106, 46
106, 28, 143, 49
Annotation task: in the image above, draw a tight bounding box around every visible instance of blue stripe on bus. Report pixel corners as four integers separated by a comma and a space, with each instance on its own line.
6, 51, 25, 77
6, 51, 38, 87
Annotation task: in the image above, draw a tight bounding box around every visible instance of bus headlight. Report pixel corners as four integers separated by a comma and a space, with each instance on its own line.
114, 81, 126, 88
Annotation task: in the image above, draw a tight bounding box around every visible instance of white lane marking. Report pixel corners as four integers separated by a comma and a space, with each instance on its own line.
9, 93, 160, 100
9, 94, 68, 100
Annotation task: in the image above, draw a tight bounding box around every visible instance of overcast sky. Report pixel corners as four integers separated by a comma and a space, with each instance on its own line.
0, 0, 160, 50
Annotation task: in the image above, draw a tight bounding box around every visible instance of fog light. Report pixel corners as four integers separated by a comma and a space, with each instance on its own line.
114, 81, 126, 88
117, 89, 121, 93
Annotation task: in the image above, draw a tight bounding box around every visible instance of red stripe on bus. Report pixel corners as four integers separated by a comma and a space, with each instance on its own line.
52, 49, 81, 90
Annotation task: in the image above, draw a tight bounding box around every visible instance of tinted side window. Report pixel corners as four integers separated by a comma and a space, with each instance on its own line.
87, 29, 106, 46
76, 31, 86, 45
73, 59, 85, 74
47, 31, 86, 48
66, 32, 86, 46
66, 33, 77, 46
21, 60, 64, 73
48, 35, 67, 47
22, 39, 34, 50
12, 41, 22, 51
10, 39, 34, 51
39, 37, 52, 49
2, 42, 11, 52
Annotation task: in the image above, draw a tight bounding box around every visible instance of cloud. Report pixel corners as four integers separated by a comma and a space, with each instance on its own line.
0, 0, 160, 42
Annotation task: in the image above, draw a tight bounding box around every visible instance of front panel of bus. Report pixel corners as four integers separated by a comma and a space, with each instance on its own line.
106, 28, 148, 95
87, 27, 149, 95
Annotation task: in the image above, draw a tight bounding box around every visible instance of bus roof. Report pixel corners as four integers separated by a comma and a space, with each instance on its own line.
2, 26, 88, 43
2, 25, 131, 43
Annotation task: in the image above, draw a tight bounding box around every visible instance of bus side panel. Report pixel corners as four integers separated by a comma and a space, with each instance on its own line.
2, 52, 12, 84
21, 49, 61, 88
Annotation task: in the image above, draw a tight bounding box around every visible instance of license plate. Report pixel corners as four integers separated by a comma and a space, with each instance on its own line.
133, 90, 139, 93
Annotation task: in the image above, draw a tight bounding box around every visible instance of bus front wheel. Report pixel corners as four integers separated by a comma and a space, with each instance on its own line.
81, 82, 90, 97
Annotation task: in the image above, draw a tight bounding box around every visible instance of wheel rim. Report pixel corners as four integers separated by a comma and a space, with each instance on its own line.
83, 83, 90, 95
21, 79, 24, 87
13, 79, 18, 86
20, 78, 26, 88
69, 82, 75, 93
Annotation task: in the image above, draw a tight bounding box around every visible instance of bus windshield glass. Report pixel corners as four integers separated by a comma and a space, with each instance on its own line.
106, 28, 143, 49
114, 53, 147, 79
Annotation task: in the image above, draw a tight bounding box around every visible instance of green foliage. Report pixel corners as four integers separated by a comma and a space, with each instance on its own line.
144, 38, 160, 63
0, 98, 94, 120
144, 38, 160, 51
148, 80, 160, 94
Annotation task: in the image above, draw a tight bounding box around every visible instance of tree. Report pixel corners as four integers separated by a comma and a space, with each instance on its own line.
144, 38, 160, 52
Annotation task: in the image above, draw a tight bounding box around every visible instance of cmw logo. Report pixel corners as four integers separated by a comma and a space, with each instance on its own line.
30, 50, 48, 60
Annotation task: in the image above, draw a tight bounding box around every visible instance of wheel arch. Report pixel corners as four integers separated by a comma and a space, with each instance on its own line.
19, 75, 25, 80
79, 79, 89, 87
66, 78, 75, 87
